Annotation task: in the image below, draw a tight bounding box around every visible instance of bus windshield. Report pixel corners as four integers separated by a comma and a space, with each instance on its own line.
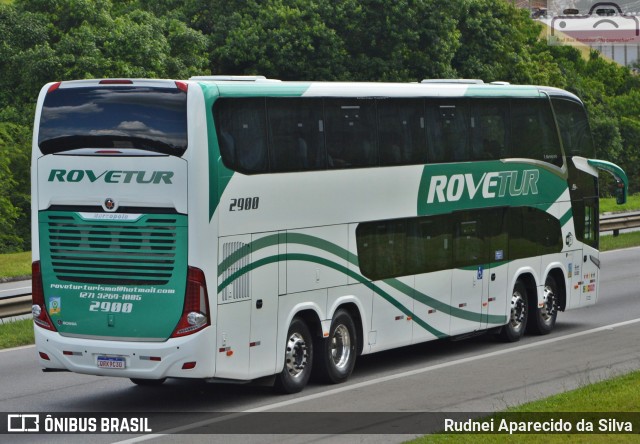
38, 86, 188, 156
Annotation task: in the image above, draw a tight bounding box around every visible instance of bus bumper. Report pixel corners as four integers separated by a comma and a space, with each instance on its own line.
34, 326, 216, 380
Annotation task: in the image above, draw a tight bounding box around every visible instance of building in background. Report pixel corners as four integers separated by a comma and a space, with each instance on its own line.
515, 0, 640, 67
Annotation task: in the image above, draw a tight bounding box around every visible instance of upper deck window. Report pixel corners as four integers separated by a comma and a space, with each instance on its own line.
214, 95, 568, 174
38, 86, 188, 156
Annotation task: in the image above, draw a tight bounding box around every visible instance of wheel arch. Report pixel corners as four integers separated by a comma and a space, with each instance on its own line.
514, 271, 538, 311
294, 308, 324, 343
546, 267, 567, 311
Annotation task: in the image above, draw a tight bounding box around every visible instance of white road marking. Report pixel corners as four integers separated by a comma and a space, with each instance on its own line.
115, 317, 640, 442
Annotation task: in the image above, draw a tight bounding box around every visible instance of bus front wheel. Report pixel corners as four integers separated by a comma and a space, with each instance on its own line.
275, 317, 313, 394
528, 275, 558, 335
316, 309, 357, 384
500, 280, 528, 342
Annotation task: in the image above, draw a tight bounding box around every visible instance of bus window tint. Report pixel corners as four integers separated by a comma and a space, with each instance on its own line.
551, 98, 595, 158
470, 100, 508, 160
453, 214, 484, 267
508, 207, 562, 258
325, 99, 377, 168
511, 99, 563, 167
267, 98, 326, 172
356, 220, 407, 280
428, 101, 469, 163
357, 207, 561, 281
409, 215, 452, 274
377, 99, 428, 165
582, 198, 599, 249
215, 98, 268, 174
39, 86, 188, 156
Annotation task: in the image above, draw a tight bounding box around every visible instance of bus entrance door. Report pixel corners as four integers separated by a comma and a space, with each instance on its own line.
450, 214, 484, 335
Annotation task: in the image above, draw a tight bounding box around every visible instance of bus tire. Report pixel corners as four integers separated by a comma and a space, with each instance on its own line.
316, 309, 357, 384
130, 378, 166, 386
528, 275, 558, 335
275, 317, 313, 394
500, 279, 528, 342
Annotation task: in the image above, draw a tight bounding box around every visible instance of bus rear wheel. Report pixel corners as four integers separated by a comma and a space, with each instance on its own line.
500, 280, 528, 342
528, 275, 558, 335
315, 309, 357, 384
275, 317, 313, 394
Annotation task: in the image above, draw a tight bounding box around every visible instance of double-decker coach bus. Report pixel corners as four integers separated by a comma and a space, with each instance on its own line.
31, 77, 627, 393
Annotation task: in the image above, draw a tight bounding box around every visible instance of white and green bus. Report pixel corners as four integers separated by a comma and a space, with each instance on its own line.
31, 77, 627, 393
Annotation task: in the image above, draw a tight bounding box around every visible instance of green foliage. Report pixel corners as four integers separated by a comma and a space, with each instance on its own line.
0, 123, 30, 253
1, 0, 640, 251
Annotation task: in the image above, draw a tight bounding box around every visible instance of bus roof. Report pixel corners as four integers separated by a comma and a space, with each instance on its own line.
51, 77, 582, 103
189, 77, 581, 101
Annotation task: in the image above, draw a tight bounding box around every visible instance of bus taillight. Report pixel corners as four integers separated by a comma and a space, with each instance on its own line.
47, 82, 61, 94
31, 261, 56, 331
175, 81, 188, 92
171, 267, 211, 338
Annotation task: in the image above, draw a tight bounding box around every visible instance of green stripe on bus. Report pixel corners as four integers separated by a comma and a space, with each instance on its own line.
218, 251, 507, 331
218, 253, 447, 338
217, 232, 358, 276
559, 208, 573, 227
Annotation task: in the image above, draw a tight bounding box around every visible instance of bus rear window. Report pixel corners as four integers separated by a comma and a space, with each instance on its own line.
38, 86, 187, 156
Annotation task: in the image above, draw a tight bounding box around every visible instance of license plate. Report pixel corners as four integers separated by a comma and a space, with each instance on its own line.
97, 356, 126, 369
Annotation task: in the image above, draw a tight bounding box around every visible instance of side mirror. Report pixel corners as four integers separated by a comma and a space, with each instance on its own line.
615, 180, 626, 205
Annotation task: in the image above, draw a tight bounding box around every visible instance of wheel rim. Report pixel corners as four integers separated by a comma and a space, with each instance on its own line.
285, 332, 308, 378
541, 283, 558, 324
330, 324, 352, 371
509, 289, 526, 330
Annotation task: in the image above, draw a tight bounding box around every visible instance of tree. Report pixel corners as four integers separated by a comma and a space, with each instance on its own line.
0, 123, 29, 253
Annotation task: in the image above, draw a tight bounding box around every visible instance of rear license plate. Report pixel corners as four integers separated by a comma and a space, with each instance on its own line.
97, 356, 126, 369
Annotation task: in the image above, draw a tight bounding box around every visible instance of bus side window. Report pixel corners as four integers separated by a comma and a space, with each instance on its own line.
410, 215, 452, 274
508, 207, 562, 259
325, 99, 377, 169
470, 100, 508, 160
356, 220, 407, 280
427, 100, 469, 163
267, 98, 326, 172
377, 99, 428, 166
511, 99, 563, 167
214, 98, 268, 174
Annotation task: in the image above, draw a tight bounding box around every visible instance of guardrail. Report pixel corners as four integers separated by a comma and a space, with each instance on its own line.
1, 211, 639, 320
0, 293, 32, 319
600, 211, 640, 236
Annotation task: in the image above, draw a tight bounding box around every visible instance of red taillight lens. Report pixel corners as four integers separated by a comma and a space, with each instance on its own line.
32, 261, 56, 331
175, 81, 188, 93
47, 82, 61, 94
171, 267, 210, 338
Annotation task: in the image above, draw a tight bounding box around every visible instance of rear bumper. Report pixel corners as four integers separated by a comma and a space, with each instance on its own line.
34, 326, 216, 380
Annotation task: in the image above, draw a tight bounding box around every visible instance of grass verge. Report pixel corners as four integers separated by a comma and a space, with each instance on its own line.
0, 251, 31, 280
0, 318, 34, 349
600, 231, 640, 252
408, 370, 640, 443
600, 193, 640, 214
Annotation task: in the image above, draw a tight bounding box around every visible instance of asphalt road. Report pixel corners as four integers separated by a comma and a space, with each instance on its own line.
1, 247, 639, 443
